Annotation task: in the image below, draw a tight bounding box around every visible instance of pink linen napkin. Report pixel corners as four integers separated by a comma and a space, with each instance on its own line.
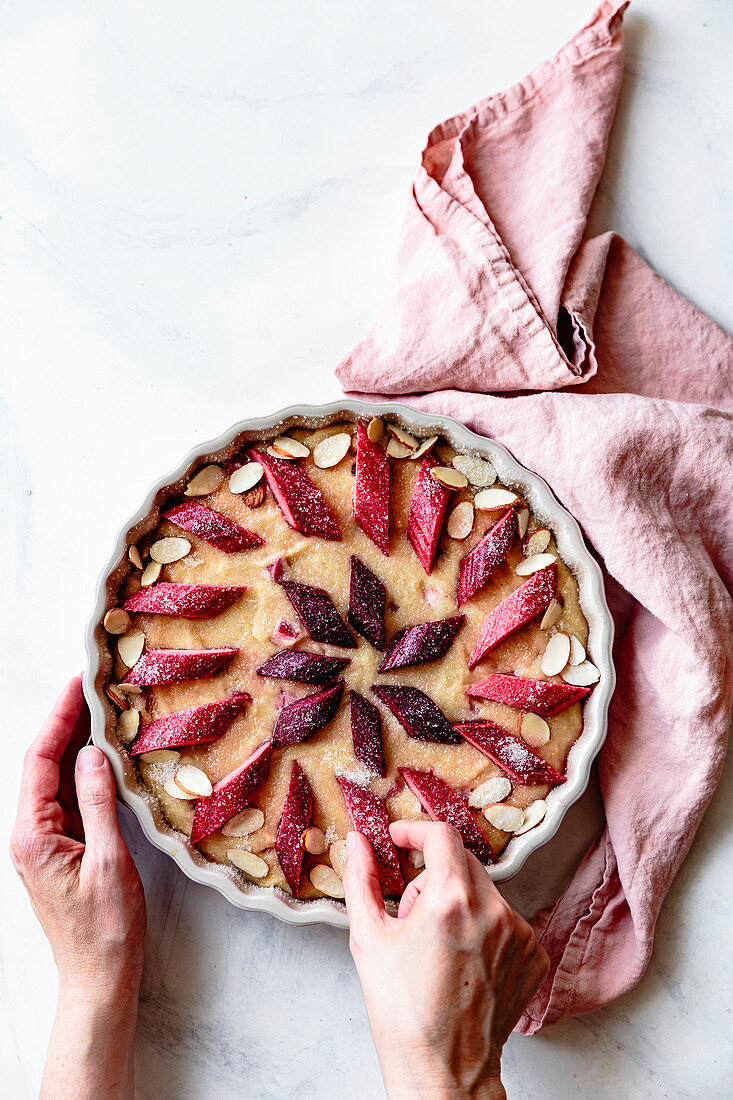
336, 0, 733, 1033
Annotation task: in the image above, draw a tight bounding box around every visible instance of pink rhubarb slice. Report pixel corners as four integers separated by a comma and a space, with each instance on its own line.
407, 453, 450, 574
455, 720, 566, 786
457, 507, 518, 606
190, 739, 273, 843
468, 563, 557, 669
399, 768, 494, 863
272, 680, 344, 747
354, 422, 390, 555
130, 692, 251, 755
123, 647, 238, 687
337, 777, 404, 894
350, 690, 385, 776
250, 448, 341, 540
164, 500, 264, 552
275, 761, 314, 895
348, 556, 387, 649
378, 615, 465, 672
123, 582, 246, 619
466, 673, 591, 716
256, 650, 350, 685
372, 684, 461, 744
281, 580, 356, 649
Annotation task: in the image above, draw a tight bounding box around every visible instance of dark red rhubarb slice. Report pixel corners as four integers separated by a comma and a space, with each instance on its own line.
372, 685, 461, 744
399, 768, 494, 863
457, 507, 518, 606
354, 422, 390, 555
257, 650, 350, 685
281, 581, 356, 649
407, 453, 450, 574
123, 582, 246, 619
466, 673, 591, 716
190, 739, 272, 842
130, 692, 251, 755
337, 777, 404, 893
275, 761, 314, 895
348, 556, 387, 649
378, 615, 465, 672
123, 647, 238, 687
272, 680, 344, 747
250, 449, 341, 540
164, 501, 264, 552
468, 563, 557, 669
455, 720, 566, 786
350, 691, 385, 776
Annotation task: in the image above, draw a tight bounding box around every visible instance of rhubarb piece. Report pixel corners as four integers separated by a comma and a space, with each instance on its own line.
164, 501, 264, 553
407, 453, 450, 574
123, 647, 238, 687
455, 720, 566, 786
378, 615, 465, 673
399, 768, 494, 863
337, 777, 404, 893
130, 692, 251, 755
468, 563, 557, 669
190, 740, 273, 843
350, 691, 385, 776
372, 685, 461, 744
275, 761, 315, 895
271, 619, 301, 647
250, 448, 341, 540
354, 422, 390, 555
281, 581, 356, 649
466, 673, 591, 716
457, 507, 518, 606
257, 650, 350, 685
123, 582, 246, 619
348, 556, 387, 649
272, 680, 344, 747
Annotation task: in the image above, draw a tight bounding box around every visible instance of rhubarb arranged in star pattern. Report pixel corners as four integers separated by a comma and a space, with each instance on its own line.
337, 777, 404, 893
250, 448, 341, 540
123, 582, 246, 619
468, 563, 557, 669
457, 507, 518, 606
275, 761, 315, 895
354, 422, 390, 555
190, 739, 273, 843
164, 500, 264, 552
281, 580, 356, 649
257, 650, 350, 685
130, 692, 251, 755
272, 680, 344, 747
455, 720, 566, 786
372, 685, 461, 744
123, 647, 238, 687
350, 691, 385, 776
379, 615, 465, 673
407, 453, 450, 574
400, 768, 494, 863
467, 673, 591, 715
348, 556, 387, 649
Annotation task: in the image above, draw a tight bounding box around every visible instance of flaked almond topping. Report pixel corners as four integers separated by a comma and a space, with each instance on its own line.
483, 804, 524, 832
313, 433, 351, 469
105, 683, 128, 709
270, 436, 310, 460
117, 630, 145, 668
149, 537, 191, 564
525, 528, 551, 556
516, 553, 557, 576
128, 544, 144, 570
474, 487, 518, 511
519, 712, 551, 747
243, 483, 266, 508
163, 777, 197, 800
221, 807, 265, 837
514, 799, 547, 835
366, 417, 384, 443
409, 435, 439, 460
117, 682, 142, 696
541, 631, 571, 676
227, 849, 268, 878
431, 466, 469, 490
140, 749, 180, 764
104, 608, 131, 635
329, 839, 348, 877
568, 635, 586, 666
540, 596, 564, 630
301, 826, 327, 855
386, 438, 413, 459
174, 765, 213, 798
468, 776, 512, 809
385, 423, 418, 451
447, 501, 475, 540
309, 864, 345, 899
228, 462, 264, 494
118, 708, 140, 743
409, 849, 426, 870
141, 561, 162, 587
452, 454, 497, 487
517, 507, 530, 538
561, 660, 600, 686
184, 464, 223, 497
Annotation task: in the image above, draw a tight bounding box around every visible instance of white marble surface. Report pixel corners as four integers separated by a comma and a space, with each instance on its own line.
2, 2, 732, 1097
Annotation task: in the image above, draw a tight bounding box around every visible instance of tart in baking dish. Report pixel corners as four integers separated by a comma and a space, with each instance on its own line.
100, 416, 599, 900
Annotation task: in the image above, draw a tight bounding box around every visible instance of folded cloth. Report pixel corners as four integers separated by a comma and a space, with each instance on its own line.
336, 0, 733, 1033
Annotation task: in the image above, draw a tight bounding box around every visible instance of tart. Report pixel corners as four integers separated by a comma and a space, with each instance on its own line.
98, 414, 600, 902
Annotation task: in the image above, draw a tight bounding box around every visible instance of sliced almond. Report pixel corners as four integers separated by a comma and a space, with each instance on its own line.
409, 435, 439, 460
516, 553, 557, 577
525, 528, 551, 556
128, 544, 144, 570
313, 433, 351, 469
468, 776, 512, 809
104, 608, 131, 635
105, 683, 127, 709
270, 436, 310, 460
451, 454, 497, 487
149, 537, 191, 564
141, 560, 162, 587
483, 804, 524, 832
174, 765, 213, 798
386, 438, 413, 459
301, 827, 327, 855
243, 484, 266, 508
117, 681, 142, 696
474, 487, 518, 511
309, 864, 345, 899
431, 466, 469, 490
367, 417, 384, 443
447, 501, 475, 540
184, 464, 223, 497
221, 807, 265, 837
227, 849, 268, 878
517, 507, 530, 538
520, 712, 551, 747
117, 629, 145, 668
118, 708, 140, 743
228, 462, 264, 494
568, 635, 586, 666
514, 799, 547, 835
540, 596, 564, 630
164, 777, 197, 800
561, 660, 600, 686
385, 423, 418, 451
140, 749, 180, 764
541, 632, 571, 676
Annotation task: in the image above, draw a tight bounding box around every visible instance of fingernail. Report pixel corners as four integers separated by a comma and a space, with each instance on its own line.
346, 831, 357, 856
77, 746, 105, 773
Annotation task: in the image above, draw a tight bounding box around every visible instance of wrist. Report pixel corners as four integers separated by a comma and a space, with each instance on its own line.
379, 1047, 505, 1100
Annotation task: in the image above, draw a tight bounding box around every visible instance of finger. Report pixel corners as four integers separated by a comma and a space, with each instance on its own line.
75, 746, 123, 855
389, 819, 470, 882
57, 695, 91, 842
397, 870, 426, 920
17, 676, 85, 825
343, 831, 388, 938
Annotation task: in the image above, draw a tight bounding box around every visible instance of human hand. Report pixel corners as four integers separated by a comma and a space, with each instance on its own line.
343, 821, 549, 1100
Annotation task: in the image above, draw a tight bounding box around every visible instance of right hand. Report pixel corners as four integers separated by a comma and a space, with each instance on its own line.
343, 820, 549, 1099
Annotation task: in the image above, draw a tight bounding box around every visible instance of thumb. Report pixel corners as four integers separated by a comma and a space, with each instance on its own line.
343, 831, 387, 940
75, 746, 123, 854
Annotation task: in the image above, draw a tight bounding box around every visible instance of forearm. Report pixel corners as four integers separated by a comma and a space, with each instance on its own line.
380, 1057, 506, 1100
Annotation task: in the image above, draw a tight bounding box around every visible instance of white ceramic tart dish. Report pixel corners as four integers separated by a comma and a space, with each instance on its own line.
85, 401, 615, 929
